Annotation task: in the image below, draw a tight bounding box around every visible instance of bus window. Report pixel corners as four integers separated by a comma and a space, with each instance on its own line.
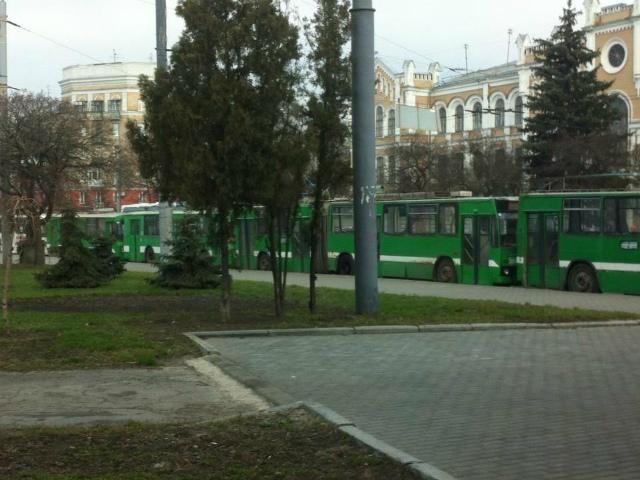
619, 198, 640, 234
144, 216, 160, 236
332, 207, 354, 233
408, 205, 437, 235
384, 205, 407, 234
439, 204, 457, 235
604, 199, 617, 233
498, 212, 518, 247
111, 222, 123, 241
563, 198, 601, 233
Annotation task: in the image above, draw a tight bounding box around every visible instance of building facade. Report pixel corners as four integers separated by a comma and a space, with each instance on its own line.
374, 0, 640, 193
59, 62, 158, 211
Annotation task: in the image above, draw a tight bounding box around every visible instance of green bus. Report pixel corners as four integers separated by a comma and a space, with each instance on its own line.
235, 205, 314, 273
327, 195, 519, 285
517, 191, 640, 294
46, 211, 119, 255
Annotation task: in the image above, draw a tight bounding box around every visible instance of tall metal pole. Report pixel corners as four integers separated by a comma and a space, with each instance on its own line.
351, 0, 378, 314
156, 0, 171, 255
0, 0, 12, 267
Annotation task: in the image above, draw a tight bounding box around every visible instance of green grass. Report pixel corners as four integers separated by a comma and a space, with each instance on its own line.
0, 266, 635, 371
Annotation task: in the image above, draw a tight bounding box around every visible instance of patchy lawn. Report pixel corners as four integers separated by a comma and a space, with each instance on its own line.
0, 408, 421, 480
1, 267, 635, 371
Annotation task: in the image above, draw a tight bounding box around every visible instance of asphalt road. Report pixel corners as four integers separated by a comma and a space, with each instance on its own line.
125, 262, 640, 314
203, 327, 640, 480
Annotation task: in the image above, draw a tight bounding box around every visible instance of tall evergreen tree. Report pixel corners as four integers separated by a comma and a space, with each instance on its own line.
524, 0, 626, 187
305, 0, 352, 313
128, 0, 301, 321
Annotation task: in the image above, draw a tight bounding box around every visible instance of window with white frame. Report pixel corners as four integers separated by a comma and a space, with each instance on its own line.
376, 106, 384, 137
438, 107, 447, 133
455, 105, 464, 132
79, 191, 87, 205
515, 97, 524, 127
472, 102, 482, 130
388, 109, 396, 136
495, 99, 505, 128
95, 191, 104, 207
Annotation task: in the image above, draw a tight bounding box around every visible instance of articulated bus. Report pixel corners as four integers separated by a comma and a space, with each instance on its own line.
235, 205, 313, 273
327, 196, 519, 286
517, 191, 640, 294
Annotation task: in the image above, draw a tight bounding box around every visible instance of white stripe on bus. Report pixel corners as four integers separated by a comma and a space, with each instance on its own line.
559, 260, 640, 273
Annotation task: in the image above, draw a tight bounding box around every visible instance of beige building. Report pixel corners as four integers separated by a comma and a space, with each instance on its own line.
374, 0, 640, 192
59, 62, 157, 210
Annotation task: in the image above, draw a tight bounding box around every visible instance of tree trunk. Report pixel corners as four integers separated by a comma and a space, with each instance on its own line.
218, 215, 232, 323
1, 196, 13, 334
308, 189, 323, 313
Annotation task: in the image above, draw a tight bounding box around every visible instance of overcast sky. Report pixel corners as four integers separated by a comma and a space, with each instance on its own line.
4, 0, 624, 94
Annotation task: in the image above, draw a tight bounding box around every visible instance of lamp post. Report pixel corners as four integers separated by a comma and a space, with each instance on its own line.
351, 0, 378, 314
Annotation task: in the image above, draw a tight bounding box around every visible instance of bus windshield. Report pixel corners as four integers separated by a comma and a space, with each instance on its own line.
498, 212, 518, 247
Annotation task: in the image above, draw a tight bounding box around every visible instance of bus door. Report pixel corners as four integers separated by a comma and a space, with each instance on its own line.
461, 215, 492, 285
128, 218, 141, 262
525, 212, 561, 288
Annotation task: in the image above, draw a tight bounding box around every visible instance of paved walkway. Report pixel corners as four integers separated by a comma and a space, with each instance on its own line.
202, 327, 640, 480
125, 262, 640, 314
0, 360, 268, 427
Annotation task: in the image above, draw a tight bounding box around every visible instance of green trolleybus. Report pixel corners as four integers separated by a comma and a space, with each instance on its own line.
327, 195, 519, 286
517, 191, 640, 294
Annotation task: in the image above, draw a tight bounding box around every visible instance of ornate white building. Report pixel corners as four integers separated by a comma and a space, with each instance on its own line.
374, 1, 639, 191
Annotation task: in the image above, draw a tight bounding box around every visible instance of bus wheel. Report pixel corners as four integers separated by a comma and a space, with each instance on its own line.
435, 258, 457, 283
144, 247, 155, 263
568, 264, 599, 293
337, 254, 354, 275
257, 252, 271, 271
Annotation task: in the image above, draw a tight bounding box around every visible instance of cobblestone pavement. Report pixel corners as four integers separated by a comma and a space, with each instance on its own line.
0, 361, 268, 427
203, 327, 640, 480
124, 262, 640, 314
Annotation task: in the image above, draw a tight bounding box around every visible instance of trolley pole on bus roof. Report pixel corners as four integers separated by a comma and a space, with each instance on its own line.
351, 0, 378, 314
156, 0, 172, 255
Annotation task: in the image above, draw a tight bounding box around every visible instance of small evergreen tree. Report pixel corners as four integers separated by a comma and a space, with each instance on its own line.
150, 216, 220, 289
524, 0, 626, 187
36, 209, 119, 288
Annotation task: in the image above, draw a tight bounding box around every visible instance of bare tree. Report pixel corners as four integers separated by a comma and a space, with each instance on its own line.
389, 134, 465, 194
466, 138, 523, 196
0, 93, 108, 264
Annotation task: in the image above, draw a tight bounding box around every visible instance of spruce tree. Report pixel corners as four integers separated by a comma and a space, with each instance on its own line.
36, 210, 121, 288
524, 0, 625, 186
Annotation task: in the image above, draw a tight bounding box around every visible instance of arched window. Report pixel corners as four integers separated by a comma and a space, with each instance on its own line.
388, 156, 397, 185
495, 99, 505, 128
611, 96, 629, 136
438, 107, 447, 133
388, 109, 396, 136
455, 105, 464, 132
376, 106, 384, 137
472, 102, 483, 130
376, 156, 385, 186
514, 97, 524, 127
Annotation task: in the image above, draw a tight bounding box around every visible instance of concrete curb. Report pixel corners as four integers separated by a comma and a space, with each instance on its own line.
298, 401, 458, 480
187, 319, 640, 341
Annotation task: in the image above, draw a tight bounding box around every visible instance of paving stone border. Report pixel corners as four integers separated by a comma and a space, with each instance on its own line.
187, 319, 640, 343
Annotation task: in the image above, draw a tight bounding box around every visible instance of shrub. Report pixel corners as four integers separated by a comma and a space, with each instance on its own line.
150, 215, 220, 289
36, 209, 124, 288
